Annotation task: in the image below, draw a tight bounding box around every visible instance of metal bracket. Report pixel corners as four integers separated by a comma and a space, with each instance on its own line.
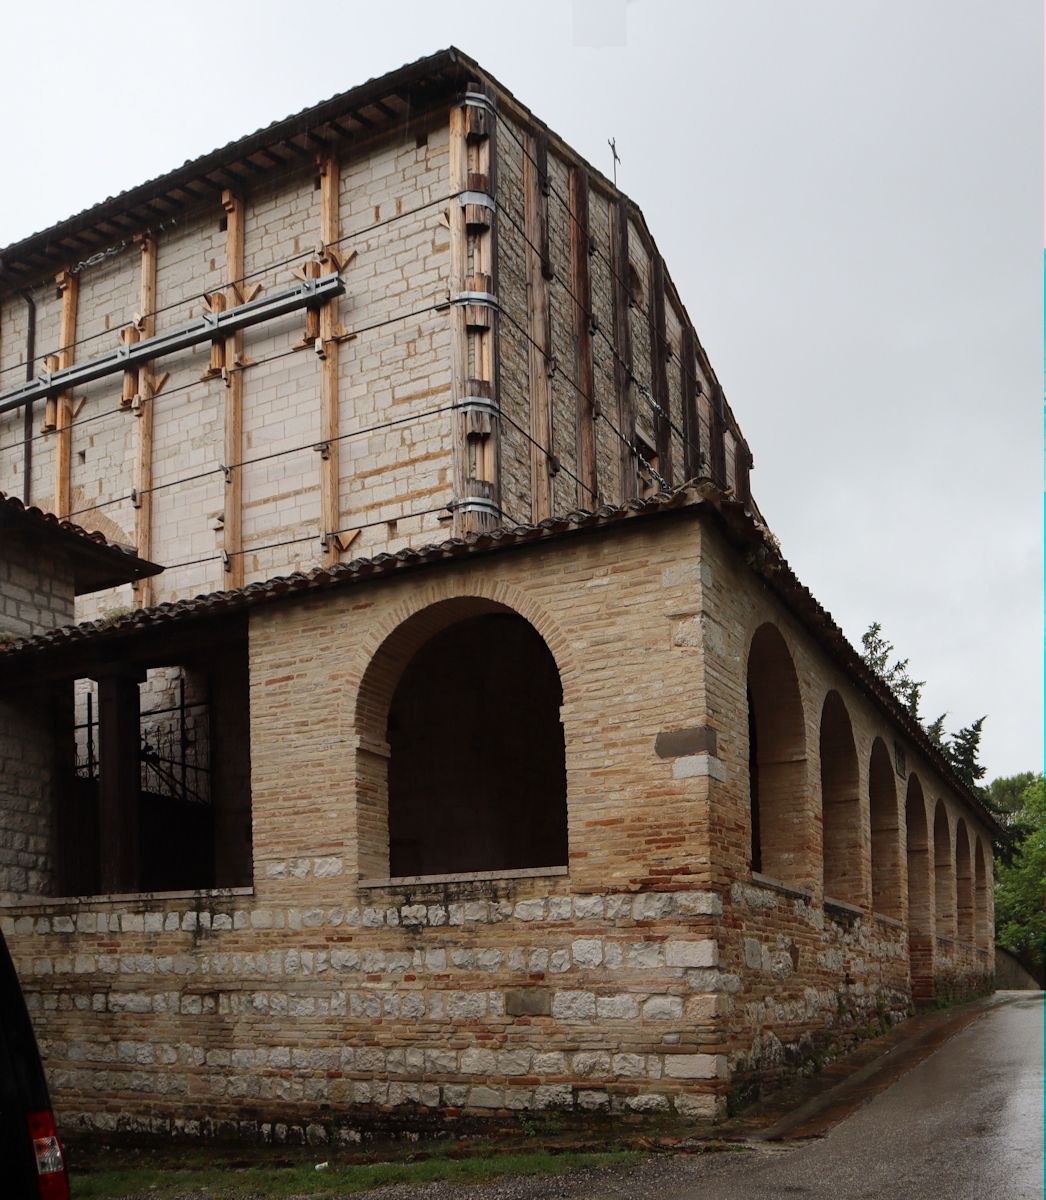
454, 396, 500, 420
450, 290, 499, 309
457, 191, 496, 213
313, 441, 331, 461
220, 464, 233, 484
463, 91, 497, 117
451, 496, 502, 520
0, 273, 345, 415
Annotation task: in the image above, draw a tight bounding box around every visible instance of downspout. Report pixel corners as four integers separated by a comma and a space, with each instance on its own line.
20, 290, 36, 503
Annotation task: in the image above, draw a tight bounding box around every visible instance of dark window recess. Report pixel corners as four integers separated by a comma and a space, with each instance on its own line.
746, 624, 807, 885
60, 640, 251, 896
388, 613, 567, 878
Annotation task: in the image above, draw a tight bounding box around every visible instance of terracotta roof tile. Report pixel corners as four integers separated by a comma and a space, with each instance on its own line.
0, 484, 997, 834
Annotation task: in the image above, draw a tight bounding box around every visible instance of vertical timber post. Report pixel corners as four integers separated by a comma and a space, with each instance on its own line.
133, 235, 158, 607
710, 382, 727, 490
570, 166, 597, 508
53, 270, 79, 519
222, 191, 246, 588
450, 83, 500, 534
735, 439, 753, 505
610, 199, 635, 500
525, 132, 553, 521
318, 153, 343, 561
647, 253, 672, 488
681, 324, 701, 481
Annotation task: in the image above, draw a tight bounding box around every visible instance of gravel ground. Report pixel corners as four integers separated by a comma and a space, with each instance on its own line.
98, 1144, 784, 1200
353, 1146, 776, 1200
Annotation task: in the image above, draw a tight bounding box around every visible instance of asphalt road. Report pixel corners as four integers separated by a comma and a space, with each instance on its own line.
377, 991, 1043, 1200
657, 989, 1045, 1200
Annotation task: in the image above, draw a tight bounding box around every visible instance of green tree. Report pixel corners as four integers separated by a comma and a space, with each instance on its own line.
945, 715, 988, 793
860, 622, 924, 719
986, 771, 1039, 831
993, 776, 1045, 971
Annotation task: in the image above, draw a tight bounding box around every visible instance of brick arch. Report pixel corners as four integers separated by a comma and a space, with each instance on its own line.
933, 800, 955, 938
351, 590, 572, 880
974, 838, 990, 951
745, 622, 811, 889
869, 737, 901, 918
350, 580, 580, 721
819, 690, 863, 906
955, 818, 974, 945
905, 774, 933, 999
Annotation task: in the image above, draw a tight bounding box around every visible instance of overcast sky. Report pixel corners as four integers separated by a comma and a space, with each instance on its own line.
1, 2, 1040, 781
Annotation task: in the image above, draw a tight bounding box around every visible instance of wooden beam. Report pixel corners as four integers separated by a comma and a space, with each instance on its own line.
469, 89, 497, 502
448, 103, 471, 532
133, 235, 158, 607
318, 153, 342, 562
710, 383, 727, 490
449, 92, 500, 534
610, 199, 635, 500
54, 270, 79, 519
222, 191, 245, 589
735, 442, 753, 506
680, 323, 701, 481
647, 253, 672, 487
525, 132, 552, 522
569, 166, 597, 508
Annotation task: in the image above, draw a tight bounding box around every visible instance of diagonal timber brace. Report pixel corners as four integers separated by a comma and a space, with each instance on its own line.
0, 273, 345, 415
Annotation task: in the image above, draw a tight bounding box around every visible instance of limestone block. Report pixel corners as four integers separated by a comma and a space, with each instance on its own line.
665, 939, 717, 968
551, 991, 596, 1020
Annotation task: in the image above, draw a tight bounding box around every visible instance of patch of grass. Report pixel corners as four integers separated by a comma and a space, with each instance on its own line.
72, 1148, 643, 1199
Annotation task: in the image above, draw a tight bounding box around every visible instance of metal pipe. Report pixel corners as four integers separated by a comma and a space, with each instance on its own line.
20, 290, 36, 501
0, 273, 344, 415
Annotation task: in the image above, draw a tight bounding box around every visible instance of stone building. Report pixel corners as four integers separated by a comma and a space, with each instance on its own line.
0, 49, 995, 1138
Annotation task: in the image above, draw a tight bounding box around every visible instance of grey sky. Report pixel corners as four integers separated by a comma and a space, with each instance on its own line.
1, 1, 1040, 781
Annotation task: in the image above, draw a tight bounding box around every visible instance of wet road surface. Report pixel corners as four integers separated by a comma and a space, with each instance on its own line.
373, 991, 1043, 1200
655, 989, 1045, 1200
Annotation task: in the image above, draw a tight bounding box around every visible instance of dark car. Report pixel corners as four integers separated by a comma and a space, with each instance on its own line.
0, 927, 69, 1199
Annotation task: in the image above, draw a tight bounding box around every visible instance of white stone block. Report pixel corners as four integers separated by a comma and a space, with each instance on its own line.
665, 939, 718, 968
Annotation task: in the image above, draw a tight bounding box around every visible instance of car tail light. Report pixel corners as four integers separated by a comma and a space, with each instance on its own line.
26, 1110, 70, 1200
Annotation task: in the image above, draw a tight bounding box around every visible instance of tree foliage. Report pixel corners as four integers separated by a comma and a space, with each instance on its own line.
935, 714, 988, 793
993, 775, 1045, 970
860, 622, 924, 719
860, 624, 988, 796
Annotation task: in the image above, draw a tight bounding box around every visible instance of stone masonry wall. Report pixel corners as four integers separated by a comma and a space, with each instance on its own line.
695, 516, 994, 1090
0, 114, 455, 622
0, 542, 73, 901
0, 539, 75, 640
0, 688, 63, 902
0, 505, 997, 1136
3, 514, 735, 1138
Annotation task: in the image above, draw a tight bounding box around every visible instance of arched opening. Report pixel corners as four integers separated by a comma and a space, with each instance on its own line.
384, 610, 567, 878
974, 839, 989, 951
955, 819, 974, 945
746, 624, 809, 887
933, 802, 955, 938
819, 691, 862, 905
869, 738, 901, 918
905, 775, 932, 999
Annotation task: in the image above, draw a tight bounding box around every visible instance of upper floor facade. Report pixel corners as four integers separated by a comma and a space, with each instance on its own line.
0, 48, 754, 623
